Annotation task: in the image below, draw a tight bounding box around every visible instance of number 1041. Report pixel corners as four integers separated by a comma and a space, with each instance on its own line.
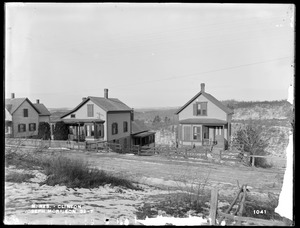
254, 210, 267, 214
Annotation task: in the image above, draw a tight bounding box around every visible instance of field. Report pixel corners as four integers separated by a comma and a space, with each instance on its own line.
4, 146, 289, 225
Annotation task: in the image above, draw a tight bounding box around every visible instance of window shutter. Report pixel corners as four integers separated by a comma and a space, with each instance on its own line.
178, 125, 182, 141
184, 126, 191, 141
193, 104, 197, 116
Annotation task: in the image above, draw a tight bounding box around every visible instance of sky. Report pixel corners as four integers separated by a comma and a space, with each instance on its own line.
5, 3, 295, 109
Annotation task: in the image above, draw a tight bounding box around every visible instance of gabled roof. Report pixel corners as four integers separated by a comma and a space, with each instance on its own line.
89, 96, 132, 112
131, 120, 149, 135
33, 103, 51, 116
61, 96, 132, 118
175, 91, 234, 115
5, 98, 40, 115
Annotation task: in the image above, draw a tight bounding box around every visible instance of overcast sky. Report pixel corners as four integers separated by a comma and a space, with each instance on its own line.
5, 3, 294, 109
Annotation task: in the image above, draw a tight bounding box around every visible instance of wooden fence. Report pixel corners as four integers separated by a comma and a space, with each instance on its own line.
5, 138, 87, 151
209, 187, 286, 226
86, 141, 122, 153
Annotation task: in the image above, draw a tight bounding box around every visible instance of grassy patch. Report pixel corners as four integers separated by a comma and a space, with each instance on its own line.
5, 172, 35, 183
5, 143, 140, 190
42, 155, 140, 190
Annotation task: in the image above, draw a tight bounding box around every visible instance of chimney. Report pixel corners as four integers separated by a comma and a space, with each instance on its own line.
36, 99, 40, 104
11, 93, 15, 99
104, 89, 108, 99
201, 83, 205, 93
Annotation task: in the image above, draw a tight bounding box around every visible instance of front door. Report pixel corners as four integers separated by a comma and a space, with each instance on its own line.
214, 126, 224, 148
202, 126, 209, 145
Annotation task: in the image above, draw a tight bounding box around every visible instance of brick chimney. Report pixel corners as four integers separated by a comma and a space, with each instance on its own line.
201, 83, 205, 93
36, 99, 40, 104
11, 93, 15, 99
104, 89, 108, 99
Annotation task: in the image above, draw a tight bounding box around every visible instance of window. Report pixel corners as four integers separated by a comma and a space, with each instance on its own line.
216, 127, 222, 135
193, 102, 207, 116
123, 121, 128, 132
71, 114, 76, 118
131, 111, 134, 121
91, 125, 94, 136
87, 104, 94, 117
23, 109, 28, 117
112, 122, 118, 135
29, 123, 36, 131
86, 125, 90, 137
18, 124, 26, 132
193, 126, 201, 140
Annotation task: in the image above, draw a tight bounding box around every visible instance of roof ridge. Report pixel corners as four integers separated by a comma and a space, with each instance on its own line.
175, 90, 234, 115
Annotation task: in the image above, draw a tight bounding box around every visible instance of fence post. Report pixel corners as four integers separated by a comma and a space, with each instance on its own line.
252, 156, 255, 167
209, 188, 218, 225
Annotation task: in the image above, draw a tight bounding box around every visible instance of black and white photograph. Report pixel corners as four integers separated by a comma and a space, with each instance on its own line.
4, 3, 294, 225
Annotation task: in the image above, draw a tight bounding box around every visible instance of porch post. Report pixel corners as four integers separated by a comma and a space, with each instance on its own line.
222, 125, 225, 150
77, 124, 80, 143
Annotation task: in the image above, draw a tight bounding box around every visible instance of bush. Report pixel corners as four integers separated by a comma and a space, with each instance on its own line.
53, 121, 69, 140
42, 155, 139, 190
234, 123, 272, 168
38, 122, 51, 140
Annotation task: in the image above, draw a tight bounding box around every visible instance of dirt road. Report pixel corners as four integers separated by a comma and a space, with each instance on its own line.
60, 150, 285, 195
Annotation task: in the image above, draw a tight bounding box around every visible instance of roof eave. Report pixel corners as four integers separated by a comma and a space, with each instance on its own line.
60, 98, 91, 118
175, 91, 202, 115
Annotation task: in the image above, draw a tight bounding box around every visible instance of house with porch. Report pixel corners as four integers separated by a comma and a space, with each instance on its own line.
58, 89, 155, 150
175, 83, 234, 150
5, 93, 51, 138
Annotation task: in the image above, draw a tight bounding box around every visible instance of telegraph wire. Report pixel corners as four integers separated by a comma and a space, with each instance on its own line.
109, 56, 293, 89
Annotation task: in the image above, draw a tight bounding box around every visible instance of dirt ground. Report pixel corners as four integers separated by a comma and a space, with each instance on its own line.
4, 148, 288, 225
60, 150, 285, 196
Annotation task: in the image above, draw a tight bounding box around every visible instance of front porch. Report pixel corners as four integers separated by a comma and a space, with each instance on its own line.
178, 118, 231, 150
63, 119, 105, 142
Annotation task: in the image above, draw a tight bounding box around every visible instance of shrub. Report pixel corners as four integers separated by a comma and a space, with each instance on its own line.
234, 123, 272, 168
38, 122, 51, 140
53, 121, 69, 140
42, 155, 139, 190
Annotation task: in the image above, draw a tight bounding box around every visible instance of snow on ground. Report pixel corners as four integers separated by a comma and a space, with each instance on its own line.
5, 166, 200, 225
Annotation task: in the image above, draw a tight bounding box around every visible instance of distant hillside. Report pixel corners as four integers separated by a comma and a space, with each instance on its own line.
49, 109, 70, 122
221, 99, 293, 121
134, 108, 179, 126
134, 99, 293, 127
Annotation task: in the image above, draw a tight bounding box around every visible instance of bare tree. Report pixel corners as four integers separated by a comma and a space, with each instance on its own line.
234, 123, 271, 168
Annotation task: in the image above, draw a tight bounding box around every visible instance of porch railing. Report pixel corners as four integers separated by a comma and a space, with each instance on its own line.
68, 134, 85, 142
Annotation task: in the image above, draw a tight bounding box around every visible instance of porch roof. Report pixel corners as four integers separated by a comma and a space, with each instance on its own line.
62, 119, 105, 125
179, 118, 227, 126
133, 131, 156, 138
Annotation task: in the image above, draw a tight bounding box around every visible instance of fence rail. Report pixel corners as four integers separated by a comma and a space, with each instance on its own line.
5, 138, 285, 167
209, 187, 286, 226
